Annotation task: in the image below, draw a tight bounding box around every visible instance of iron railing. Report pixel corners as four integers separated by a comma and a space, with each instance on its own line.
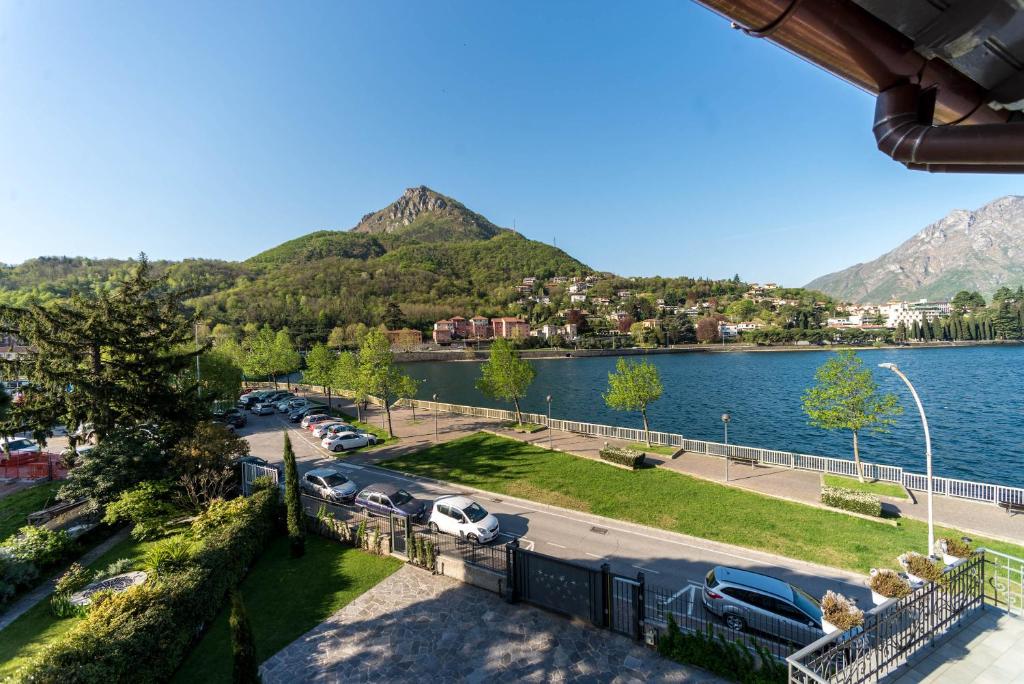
408, 523, 507, 573
398, 398, 1024, 507
982, 547, 1024, 616
787, 554, 986, 683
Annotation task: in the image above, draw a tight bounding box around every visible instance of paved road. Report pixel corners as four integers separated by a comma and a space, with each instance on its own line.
239, 409, 873, 615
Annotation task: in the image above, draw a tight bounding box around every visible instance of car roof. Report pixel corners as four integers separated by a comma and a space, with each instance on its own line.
361, 482, 402, 496
436, 495, 477, 510
711, 566, 795, 601
306, 467, 342, 478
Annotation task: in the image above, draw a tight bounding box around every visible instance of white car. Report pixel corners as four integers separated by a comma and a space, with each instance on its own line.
276, 398, 307, 412
1, 437, 40, 455
427, 495, 500, 543
301, 414, 330, 429
321, 431, 375, 453
312, 422, 351, 439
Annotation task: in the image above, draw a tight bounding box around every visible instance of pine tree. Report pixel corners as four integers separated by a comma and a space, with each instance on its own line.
283, 433, 305, 558
911, 320, 921, 340
0, 257, 203, 444
230, 590, 260, 684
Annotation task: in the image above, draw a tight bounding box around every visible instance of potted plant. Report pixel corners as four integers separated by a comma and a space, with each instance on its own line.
867, 568, 912, 605
820, 590, 864, 634
898, 552, 945, 585
934, 537, 973, 566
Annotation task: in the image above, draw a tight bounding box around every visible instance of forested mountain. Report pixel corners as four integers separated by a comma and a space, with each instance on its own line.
807, 196, 1024, 303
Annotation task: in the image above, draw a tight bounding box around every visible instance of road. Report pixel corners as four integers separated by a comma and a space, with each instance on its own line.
238, 408, 874, 615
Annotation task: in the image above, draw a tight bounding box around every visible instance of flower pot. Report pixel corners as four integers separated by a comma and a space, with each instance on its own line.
907, 573, 926, 586
871, 590, 888, 606
942, 553, 964, 566
822, 619, 839, 635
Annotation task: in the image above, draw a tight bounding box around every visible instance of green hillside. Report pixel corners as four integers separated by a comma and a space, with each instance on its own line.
247, 231, 386, 264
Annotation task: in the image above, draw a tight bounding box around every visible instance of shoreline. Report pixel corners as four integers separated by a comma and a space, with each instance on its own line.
394, 339, 1021, 364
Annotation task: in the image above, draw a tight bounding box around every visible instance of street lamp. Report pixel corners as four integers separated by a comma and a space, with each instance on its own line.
546, 395, 553, 450
721, 413, 731, 482
432, 393, 438, 442
879, 362, 934, 555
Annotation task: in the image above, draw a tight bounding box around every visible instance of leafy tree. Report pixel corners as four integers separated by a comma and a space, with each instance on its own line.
229, 589, 260, 684
725, 299, 757, 322
282, 433, 304, 558
182, 347, 243, 402
396, 374, 422, 420
603, 357, 663, 445
476, 338, 535, 424
357, 328, 413, 437
102, 482, 181, 540
801, 350, 903, 482
271, 328, 301, 389
326, 326, 346, 349
951, 290, 985, 312
303, 343, 336, 408
0, 258, 204, 444
696, 317, 721, 343
330, 350, 366, 421
241, 325, 276, 384
170, 421, 250, 511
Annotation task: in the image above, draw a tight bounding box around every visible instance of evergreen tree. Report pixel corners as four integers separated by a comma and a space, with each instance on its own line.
0, 257, 203, 444
895, 322, 907, 342
964, 317, 974, 340
802, 350, 902, 482
911, 320, 921, 340
476, 337, 536, 425
382, 302, 407, 330
229, 590, 260, 684
283, 433, 305, 557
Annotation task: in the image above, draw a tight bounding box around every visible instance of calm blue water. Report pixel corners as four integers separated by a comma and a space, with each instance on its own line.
402, 346, 1024, 488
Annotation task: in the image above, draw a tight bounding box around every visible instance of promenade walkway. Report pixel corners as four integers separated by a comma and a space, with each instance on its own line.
296, 390, 1024, 546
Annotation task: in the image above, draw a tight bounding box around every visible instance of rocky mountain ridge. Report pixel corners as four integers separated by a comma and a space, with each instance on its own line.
806, 195, 1024, 303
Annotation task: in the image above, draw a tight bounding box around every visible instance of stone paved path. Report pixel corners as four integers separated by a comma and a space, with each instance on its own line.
260, 565, 725, 684
0, 527, 130, 632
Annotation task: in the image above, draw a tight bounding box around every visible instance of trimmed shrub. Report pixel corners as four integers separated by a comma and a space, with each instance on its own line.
230, 590, 260, 684
0, 526, 75, 605
283, 434, 305, 558
820, 485, 882, 517
599, 446, 646, 470
658, 614, 785, 684
18, 487, 277, 683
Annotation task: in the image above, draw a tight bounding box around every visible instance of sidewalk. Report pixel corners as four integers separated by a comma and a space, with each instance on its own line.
297, 390, 1024, 546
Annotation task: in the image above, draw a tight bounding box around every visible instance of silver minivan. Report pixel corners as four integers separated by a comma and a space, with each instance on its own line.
702, 566, 824, 645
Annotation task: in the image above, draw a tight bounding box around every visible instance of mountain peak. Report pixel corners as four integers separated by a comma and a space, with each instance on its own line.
350, 186, 502, 239
807, 195, 1024, 302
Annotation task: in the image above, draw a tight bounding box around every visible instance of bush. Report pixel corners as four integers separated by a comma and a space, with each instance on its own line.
55, 562, 94, 595
899, 552, 945, 583
658, 614, 785, 684
103, 482, 181, 540
820, 590, 864, 631
820, 485, 882, 517
599, 446, 646, 469
229, 590, 259, 684
868, 568, 911, 599
95, 558, 135, 581
19, 488, 277, 683
142, 535, 196, 579
0, 525, 75, 604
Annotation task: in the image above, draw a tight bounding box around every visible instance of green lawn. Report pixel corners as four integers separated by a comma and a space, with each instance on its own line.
627, 443, 678, 457
0, 481, 63, 542
385, 433, 1024, 574
0, 533, 160, 678
172, 535, 400, 682
824, 474, 909, 500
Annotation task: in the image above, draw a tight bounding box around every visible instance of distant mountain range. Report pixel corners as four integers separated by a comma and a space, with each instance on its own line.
807, 196, 1024, 303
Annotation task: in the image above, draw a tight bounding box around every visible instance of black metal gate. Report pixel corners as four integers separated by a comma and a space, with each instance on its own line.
610, 575, 641, 638
390, 514, 410, 555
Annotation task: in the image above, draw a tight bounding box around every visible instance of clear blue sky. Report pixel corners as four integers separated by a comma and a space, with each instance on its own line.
2, 1, 1021, 285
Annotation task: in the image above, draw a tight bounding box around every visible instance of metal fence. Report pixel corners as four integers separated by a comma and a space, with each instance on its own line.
982, 548, 1024, 616
400, 398, 1024, 507
240, 462, 280, 495
787, 554, 986, 683
409, 523, 507, 573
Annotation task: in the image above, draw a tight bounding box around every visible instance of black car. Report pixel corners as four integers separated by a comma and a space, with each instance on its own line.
288, 405, 326, 423
213, 408, 247, 428
354, 483, 428, 521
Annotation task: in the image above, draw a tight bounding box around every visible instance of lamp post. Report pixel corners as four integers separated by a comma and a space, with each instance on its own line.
546, 395, 553, 450
879, 362, 934, 555
721, 413, 731, 482
432, 393, 438, 442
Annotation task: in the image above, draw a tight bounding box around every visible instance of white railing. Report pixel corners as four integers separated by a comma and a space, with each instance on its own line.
399, 398, 1024, 507
241, 462, 280, 496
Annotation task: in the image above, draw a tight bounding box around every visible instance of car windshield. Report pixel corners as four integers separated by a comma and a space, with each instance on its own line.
323, 474, 348, 487
463, 502, 488, 522
792, 587, 822, 623
391, 489, 413, 506
6, 439, 33, 450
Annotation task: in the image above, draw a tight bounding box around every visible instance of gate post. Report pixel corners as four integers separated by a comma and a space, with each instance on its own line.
404, 515, 413, 559
635, 571, 646, 641
600, 563, 611, 628
505, 539, 519, 603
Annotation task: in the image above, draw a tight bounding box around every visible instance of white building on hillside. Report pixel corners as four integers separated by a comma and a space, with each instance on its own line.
880, 300, 951, 328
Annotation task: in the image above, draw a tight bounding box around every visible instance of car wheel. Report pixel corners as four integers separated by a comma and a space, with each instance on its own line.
333, 445, 343, 453
429, 522, 439, 533
724, 614, 746, 632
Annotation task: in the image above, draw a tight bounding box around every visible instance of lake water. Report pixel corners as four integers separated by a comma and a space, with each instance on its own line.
401, 345, 1024, 488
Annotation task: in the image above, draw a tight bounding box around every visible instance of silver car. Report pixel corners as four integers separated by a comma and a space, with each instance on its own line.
300, 467, 358, 501
702, 566, 824, 645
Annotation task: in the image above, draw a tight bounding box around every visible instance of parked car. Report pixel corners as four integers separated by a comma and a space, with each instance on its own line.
354, 483, 427, 521
427, 495, 500, 543
289, 405, 325, 422
301, 413, 332, 429
312, 422, 352, 439
1, 437, 40, 455
213, 408, 247, 428
318, 423, 362, 441
702, 566, 823, 645
276, 397, 306, 413
238, 389, 275, 408
321, 431, 376, 453
300, 467, 358, 501
252, 403, 277, 416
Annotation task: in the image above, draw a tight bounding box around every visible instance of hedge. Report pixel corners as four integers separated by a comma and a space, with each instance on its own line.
657, 614, 785, 684
820, 485, 882, 517
18, 487, 277, 683
599, 446, 646, 469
